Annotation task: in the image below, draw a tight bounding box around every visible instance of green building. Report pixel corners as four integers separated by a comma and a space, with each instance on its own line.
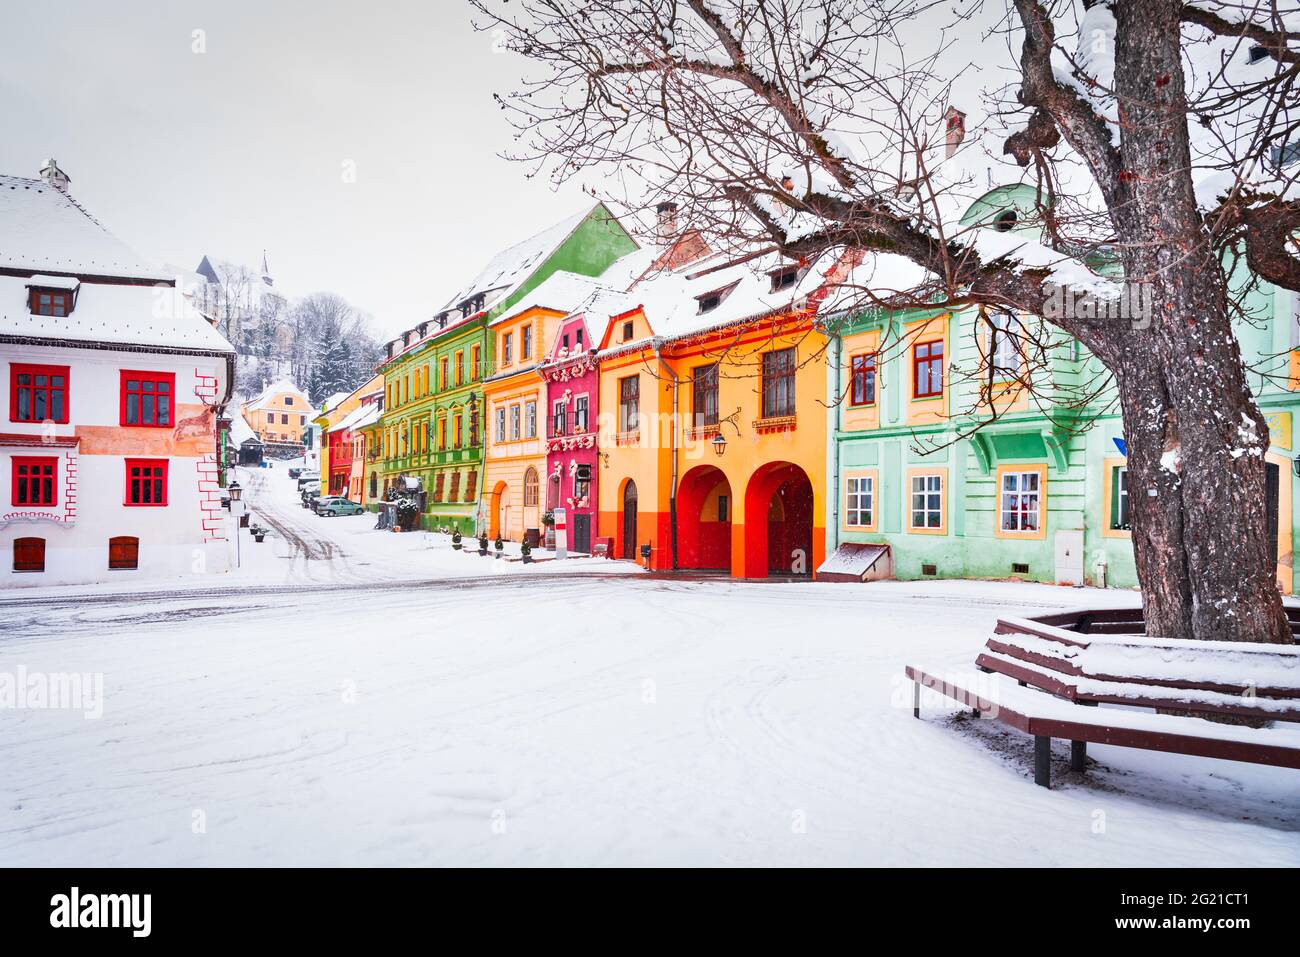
824, 185, 1300, 594
377, 204, 637, 533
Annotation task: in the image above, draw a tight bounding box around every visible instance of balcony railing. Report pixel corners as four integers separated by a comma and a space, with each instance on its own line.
752, 414, 797, 434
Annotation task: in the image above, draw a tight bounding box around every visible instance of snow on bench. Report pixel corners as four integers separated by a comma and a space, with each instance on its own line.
907, 610, 1300, 788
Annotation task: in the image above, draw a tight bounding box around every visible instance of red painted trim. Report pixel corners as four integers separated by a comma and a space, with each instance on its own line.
912, 340, 944, 399
9, 363, 70, 424
11, 455, 58, 507
124, 457, 169, 506
120, 370, 177, 427
0, 432, 78, 448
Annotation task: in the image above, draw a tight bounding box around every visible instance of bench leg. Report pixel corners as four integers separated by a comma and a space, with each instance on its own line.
912, 680, 920, 719
1071, 740, 1086, 773
1034, 735, 1051, 788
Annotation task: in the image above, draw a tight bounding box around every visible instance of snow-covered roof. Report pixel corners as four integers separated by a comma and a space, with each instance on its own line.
243, 376, 310, 410
333, 401, 381, 433
0, 174, 168, 279
491, 270, 635, 329
0, 273, 235, 353
437, 207, 596, 317
321, 391, 350, 412
229, 411, 260, 445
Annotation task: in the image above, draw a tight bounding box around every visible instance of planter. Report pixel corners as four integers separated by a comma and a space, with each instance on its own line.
521, 554, 533, 564
494, 549, 503, 560
253, 533, 266, 543
452, 543, 463, 551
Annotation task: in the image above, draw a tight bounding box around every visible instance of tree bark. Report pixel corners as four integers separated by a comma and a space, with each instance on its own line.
1109, 0, 1291, 643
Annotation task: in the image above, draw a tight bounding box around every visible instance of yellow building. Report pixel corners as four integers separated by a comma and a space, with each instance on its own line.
315, 376, 382, 498
240, 378, 312, 447
481, 273, 612, 542
595, 242, 860, 578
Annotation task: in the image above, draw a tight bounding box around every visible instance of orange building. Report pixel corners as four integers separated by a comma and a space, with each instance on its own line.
240, 378, 311, 447
595, 241, 858, 578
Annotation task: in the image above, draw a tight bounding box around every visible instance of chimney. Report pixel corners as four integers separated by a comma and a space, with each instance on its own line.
944, 108, 966, 159
655, 201, 678, 242
39, 158, 71, 192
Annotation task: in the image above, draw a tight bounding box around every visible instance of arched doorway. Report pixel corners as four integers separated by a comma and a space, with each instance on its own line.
742, 462, 814, 578
489, 481, 509, 539
677, 464, 733, 570
620, 479, 638, 559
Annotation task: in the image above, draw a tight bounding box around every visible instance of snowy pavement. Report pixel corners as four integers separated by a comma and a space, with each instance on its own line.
1, 567, 1297, 866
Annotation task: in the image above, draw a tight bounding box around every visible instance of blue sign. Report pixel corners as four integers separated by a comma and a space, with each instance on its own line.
1113, 437, 1127, 456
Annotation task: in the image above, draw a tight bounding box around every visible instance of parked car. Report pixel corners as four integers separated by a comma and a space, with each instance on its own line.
302, 491, 322, 511
296, 473, 320, 492
316, 496, 364, 517
288, 467, 303, 479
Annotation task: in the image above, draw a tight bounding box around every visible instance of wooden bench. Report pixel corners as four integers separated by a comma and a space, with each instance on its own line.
907, 610, 1300, 788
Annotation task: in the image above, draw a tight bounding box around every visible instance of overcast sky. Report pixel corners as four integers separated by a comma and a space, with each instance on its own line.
0, 0, 598, 340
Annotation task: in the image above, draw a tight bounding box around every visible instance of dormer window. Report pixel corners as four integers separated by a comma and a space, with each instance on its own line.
621, 320, 635, 342
1249, 44, 1270, 64
696, 281, 739, 315
770, 266, 800, 293
26, 277, 79, 317
576, 328, 585, 348
993, 210, 1018, 232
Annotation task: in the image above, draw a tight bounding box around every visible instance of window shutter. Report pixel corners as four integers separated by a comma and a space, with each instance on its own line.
1110, 466, 1121, 529
13, 537, 45, 572
464, 469, 477, 502
109, 536, 140, 570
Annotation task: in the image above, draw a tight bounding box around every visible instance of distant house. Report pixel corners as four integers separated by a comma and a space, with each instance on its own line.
240, 377, 311, 453
228, 411, 263, 467
0, 160, 236, 584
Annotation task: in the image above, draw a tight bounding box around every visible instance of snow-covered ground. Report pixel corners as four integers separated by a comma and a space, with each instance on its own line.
1, 559, 1297, 865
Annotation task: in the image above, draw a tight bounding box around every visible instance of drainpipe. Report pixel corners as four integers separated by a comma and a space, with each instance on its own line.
824, 318, 843, 556
651, 337, 679, 570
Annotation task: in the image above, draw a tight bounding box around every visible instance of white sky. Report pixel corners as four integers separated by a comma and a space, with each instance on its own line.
0, 0, 594, 340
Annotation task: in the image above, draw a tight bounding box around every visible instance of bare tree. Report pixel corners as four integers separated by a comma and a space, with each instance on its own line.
471, 0, 1300, 642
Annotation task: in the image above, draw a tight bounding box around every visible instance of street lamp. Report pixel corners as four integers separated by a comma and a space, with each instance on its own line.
228, 481, 243, 569
711, 433, 727, 457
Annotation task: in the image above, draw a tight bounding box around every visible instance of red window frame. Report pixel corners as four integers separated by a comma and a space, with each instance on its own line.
850, 354, 877, 406
29, 288, 73, 317
10, 363, 70, 424
124, 458, 169, 506
120, 371, 176, 428
913, 341, 944, 399
12, 456, 57, 507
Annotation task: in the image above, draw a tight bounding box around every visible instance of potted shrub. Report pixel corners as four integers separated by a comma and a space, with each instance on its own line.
494, 535, 504, 559
251, 525, 267, 543
478, 533, 489, 556
451, 530, 463, 551
520, 539, 533, 564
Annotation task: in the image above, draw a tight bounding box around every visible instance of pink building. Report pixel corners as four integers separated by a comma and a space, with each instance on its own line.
540, 313, 602, 554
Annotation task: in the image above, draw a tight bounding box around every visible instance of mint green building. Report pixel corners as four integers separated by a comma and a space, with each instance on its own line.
824, 185, 1300, 593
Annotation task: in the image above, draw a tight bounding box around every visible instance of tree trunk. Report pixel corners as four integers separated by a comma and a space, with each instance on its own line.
1108, 0, 1291, 643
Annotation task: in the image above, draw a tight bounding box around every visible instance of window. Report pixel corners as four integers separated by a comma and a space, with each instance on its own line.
453, 413, 463, 448
434, 472, 446, 502
561, 334, 570, 352
553, 399, 567, 436
576, 328, 585, 349
12, 457, 56, 506
850, 354, 876, 406
574, 463, 592, 501
524, 467, 539, 507
621, 321, 634, 342
574, 395, 589, 432
525, 400, 537, 439
125, 459, 168, 506
455, 351, 464, 386
440, 358, 449, 390
13, 537, 45, 572
999, 469, 1043, 534
992, 210, 1018, 232
697, 282, 737, 314
449, 470, 462, 502
910, 473, 944, 530
502, 332, 514, 365
471, 344, 481, 380
522, 325, 533, 361
510, 404, 521, 441
845, 475, 874, 528
464, 469, 477, 502
10, 363, 69, 423
496, 408, 506, 443
717, 495, 729, 523
29, 288, 73, 317
1248, 43, 1270, 63
761, 348, 796, 418
770, 266, 799, 292
437, 417, 447, 450
619, 375, 640, 432
1110, 466, 1130, 530
109, 536, 139, 570
913, 341, 944, 398
280, 413, 289, 425
987, 313, 1021, 380
285, 397, 294, 406
692, 364, 719, 426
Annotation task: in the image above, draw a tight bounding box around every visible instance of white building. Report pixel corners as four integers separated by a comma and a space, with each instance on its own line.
0, 160, 237, 585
